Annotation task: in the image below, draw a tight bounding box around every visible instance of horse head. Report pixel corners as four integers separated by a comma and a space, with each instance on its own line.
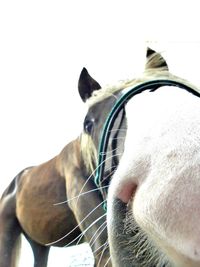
79, 48, 200, 267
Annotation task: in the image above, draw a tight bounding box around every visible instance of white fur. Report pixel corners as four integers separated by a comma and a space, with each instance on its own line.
107, 86, 200, 266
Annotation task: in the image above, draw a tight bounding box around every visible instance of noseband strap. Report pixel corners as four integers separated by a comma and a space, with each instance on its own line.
94, 79, 200, 209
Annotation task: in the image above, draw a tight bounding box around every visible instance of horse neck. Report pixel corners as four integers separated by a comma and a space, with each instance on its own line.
57, 137, 87, 177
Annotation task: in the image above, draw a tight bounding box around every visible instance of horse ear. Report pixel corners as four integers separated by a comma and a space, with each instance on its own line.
145, 47, 168, 70
78, 68, 101, 102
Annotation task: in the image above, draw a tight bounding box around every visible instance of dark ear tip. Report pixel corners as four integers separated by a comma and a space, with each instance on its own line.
146, 47, 156, 58
80, 67, 89, 77
145, 47, 168, 70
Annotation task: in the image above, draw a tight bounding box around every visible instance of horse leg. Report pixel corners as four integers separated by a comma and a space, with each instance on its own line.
0, 198, 21, 267
25, 236, 50, 267
0, 218, 21, 267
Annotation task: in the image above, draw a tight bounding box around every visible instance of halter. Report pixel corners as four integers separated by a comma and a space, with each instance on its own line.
94, 79, 200, 210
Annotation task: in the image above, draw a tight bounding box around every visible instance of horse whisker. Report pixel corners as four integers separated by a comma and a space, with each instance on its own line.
63, 213, 107, 248
93, 240, 109, 255
99, 148, 123, 156
53, 185, 109, 206
88, 220, 107, 246
75, 213, 107, 246
97, 240, 110, 267
46, 199, 107, 246
75, 153, 122, 209
103, 256, 111, 267
90, 222, 107, 248
75, 165, 105, 209
100, 167, 118, 185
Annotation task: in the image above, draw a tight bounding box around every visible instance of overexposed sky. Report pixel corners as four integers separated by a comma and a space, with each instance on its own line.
1, 1, 200, 266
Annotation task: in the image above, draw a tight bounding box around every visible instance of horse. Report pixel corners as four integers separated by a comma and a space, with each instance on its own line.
2, 47, 200, 267
77, 48, 200, 266
0, 68, 113, 267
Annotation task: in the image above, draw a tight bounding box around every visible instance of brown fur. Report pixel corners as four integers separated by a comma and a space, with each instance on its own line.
0, 138, 110, 267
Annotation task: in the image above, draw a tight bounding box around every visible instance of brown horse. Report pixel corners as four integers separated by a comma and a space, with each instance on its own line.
0, 69, 113, 267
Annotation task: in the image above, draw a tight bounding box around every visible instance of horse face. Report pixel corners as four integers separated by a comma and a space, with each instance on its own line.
83, 96, 117, 150
106, 50, 200, 267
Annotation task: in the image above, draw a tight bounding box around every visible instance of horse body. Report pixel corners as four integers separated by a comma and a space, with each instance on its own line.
0, 68, 111, 267
16, 155, 79, 247
0, 140, 83, 267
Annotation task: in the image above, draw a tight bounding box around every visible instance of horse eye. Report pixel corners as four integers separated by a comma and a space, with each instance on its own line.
84, 117, 94, 134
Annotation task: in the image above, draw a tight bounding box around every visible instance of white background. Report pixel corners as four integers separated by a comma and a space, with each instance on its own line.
1, 1, 200, 266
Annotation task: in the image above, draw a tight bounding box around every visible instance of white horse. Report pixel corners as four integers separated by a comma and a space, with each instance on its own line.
106, 49, 200, 267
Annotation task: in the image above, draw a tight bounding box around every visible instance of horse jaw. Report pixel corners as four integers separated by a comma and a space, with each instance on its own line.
107, 86, 200, 266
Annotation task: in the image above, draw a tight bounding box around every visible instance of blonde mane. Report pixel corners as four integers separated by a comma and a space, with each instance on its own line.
80, 133, 98, 174
80, 52, 200, 175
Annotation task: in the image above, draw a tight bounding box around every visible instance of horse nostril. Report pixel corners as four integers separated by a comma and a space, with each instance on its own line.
117, 182, 137, 204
